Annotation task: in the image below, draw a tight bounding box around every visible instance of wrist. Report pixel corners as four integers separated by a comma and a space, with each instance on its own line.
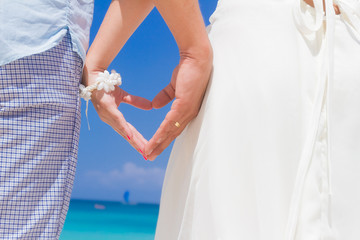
179, 42, 213, 69
82, 61, 107, 86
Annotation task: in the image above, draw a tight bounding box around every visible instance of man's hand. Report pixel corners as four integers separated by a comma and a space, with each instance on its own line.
145, 47, 213, 161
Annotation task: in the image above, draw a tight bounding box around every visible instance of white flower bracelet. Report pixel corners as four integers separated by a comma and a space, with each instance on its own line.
79, 70, 122, 130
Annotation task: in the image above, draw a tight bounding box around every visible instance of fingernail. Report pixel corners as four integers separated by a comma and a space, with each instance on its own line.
143, 155, 148, 161
139, 149, 143, 154
148, 149, 153, 155
127, 135, 131, 140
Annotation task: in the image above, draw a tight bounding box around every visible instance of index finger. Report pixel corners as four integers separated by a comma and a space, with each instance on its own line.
121, 90, 152, 110
152, 66, 179, 109
108, 109, 147, 155
151, 83, 175, 109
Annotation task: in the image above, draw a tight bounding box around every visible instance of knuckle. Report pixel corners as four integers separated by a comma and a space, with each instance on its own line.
171, 132, 180, 140
172, 100, 187, 110
99, 98, 114, 107
188, 108, 199, 119
98, 114, 107, 123
117, 124, 126, 133
155, 137, 163, 144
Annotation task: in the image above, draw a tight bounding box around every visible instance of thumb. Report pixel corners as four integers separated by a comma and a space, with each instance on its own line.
152, 65, 179, 109
152, 83, 175, 109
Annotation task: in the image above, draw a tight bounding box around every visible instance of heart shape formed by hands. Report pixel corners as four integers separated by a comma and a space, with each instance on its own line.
82, 55, 213, 161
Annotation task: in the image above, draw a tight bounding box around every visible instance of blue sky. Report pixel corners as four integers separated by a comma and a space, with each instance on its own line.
71, 0, 218, 204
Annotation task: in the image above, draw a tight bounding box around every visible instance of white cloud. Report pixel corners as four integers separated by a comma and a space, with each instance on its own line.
85, 162, 166, 188
72, 162, 166, 203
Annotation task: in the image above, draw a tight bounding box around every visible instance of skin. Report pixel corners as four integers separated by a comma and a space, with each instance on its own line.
83, 0, 212, 160
144, 0, 339, 160
85, 0, 331, 161
143, 0, 213, 160
83, 0, 155, 157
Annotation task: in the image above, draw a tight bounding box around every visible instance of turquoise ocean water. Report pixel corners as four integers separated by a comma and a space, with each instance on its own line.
60, 199, 159, 240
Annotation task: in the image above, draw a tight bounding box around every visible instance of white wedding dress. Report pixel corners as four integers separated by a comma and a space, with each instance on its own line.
155, 0, 360, 239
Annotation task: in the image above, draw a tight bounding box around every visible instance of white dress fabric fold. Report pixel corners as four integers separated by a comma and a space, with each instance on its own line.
155, 0, 360, 239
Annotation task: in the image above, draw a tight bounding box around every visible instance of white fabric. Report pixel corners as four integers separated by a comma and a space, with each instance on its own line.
155, 0, 360, 239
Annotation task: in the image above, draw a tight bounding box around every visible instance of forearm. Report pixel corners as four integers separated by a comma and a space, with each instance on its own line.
143, 0, 213, 159
153, 0, 212, 60
84, 0, 154, 85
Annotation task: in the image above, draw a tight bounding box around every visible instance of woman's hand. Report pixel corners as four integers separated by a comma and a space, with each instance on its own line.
81, 0, 154, 157
83, 66, 152, 157
303, 0, 341, 14
145, 47, 213, 161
